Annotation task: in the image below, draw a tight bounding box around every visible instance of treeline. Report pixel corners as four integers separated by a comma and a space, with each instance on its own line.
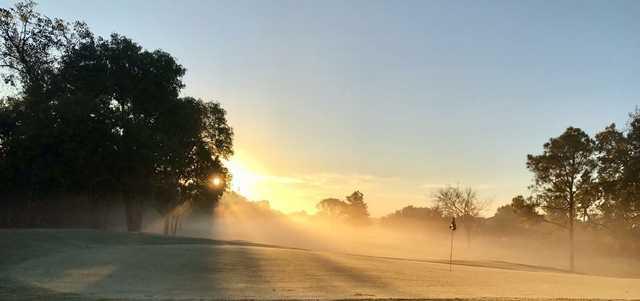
345, 110, 640, 270
524, 113, 640, 270
315, 110, 640, 271
0, 1, 233, 232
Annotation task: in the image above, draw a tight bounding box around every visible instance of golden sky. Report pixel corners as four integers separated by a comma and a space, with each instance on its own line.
225, 149, 504, 217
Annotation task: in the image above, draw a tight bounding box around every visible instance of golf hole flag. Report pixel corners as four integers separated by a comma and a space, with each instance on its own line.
449, 217, 456, 271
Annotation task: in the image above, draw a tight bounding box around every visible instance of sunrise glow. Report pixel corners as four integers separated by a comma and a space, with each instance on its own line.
210, 176, 222, 187
224, 157, 263, 200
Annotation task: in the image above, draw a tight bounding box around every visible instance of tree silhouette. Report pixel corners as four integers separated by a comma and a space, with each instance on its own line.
527, 127, 595, 272
316, 198, 349, 219
0, 1, 92, 92
0, 1, 233, 230
316, 191, 370, 225
380, 205, 447, 229
432, 186, 485, 246
490, 195, 543, 234
595, 115, 640, 237
345, 190, 369, 224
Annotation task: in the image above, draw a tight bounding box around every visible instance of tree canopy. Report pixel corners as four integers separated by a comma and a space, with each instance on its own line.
0, 1, 233, 231
527, 126, 595, 271
595, 115, 640, 235
316, 190, 370, 225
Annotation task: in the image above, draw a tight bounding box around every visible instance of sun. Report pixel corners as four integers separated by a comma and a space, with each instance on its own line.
224, 157, 262, 199
210, 176, 222, 187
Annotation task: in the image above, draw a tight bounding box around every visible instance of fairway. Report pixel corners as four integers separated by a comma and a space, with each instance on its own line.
3, 1, 640, 300
1, 230, 639, 300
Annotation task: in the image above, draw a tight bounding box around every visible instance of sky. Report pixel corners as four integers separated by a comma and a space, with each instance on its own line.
11, 0, 640, 216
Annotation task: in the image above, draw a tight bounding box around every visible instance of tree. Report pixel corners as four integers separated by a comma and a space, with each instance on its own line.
0, 0, 91, 93
526, 126, 595, 271
432, 186, 485, 245
509, 195, 543, 222
0, 2, 233, 231
0, 1, 95, 227
150, 97, 232, 234
316, 198, 349, 219
619, 112, 640, 235
56, 36, 233, 231
491, 195, 543, 234
315, 190, 370, 225
595, 117, 640, 238
345, 190, 369, 224
380, 205, 447, 229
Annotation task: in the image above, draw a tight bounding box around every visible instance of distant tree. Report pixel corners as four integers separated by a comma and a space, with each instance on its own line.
527, 126, 595, 271
491, 195, 543, 234
216, 191, 283, 221
432, 186, 485, 245
380, 205, 447, 229
509, 195, 543, 222
384, 205, 445, 221
316, 190, 370, 225
316, 198, 349, 219
345, 190, 369, 224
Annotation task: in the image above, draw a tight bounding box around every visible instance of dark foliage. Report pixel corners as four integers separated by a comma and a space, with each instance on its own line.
380, 205, 448, 230
0, 1, 233, 231
316, 190, 370, 225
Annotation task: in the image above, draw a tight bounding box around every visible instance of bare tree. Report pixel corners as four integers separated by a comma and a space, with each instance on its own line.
432, 186, 487, 246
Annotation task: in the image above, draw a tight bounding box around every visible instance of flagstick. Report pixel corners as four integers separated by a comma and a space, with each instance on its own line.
449, 229, 454, 272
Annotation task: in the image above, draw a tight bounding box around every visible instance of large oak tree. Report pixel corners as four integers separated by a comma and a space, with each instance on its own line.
0, 1, 233, 231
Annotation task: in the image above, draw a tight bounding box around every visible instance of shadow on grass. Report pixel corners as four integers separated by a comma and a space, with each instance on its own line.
0, 229, 284, 300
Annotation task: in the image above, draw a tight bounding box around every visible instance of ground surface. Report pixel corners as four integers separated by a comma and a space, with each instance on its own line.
1, 229, 639, 300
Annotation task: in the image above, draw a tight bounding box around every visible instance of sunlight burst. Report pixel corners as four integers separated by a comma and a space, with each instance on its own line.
210, 176, 222, 187
225, 158, 262, 200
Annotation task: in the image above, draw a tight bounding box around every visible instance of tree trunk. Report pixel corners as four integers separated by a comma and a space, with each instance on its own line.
171, 215, 179, 235
569, 192, 576, 272
163, 215, 170, 235
125, 196, 143, 232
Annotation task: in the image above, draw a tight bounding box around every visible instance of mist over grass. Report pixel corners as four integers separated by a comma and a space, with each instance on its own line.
141, 191, 640, 279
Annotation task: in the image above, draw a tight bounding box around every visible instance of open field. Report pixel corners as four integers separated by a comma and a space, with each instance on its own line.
1, 229, 639, 300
